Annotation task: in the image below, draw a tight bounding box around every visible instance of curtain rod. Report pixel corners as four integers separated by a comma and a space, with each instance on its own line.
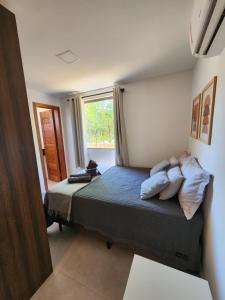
81, 88, 125, 99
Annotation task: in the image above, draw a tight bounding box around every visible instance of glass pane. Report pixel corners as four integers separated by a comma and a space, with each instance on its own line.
84, 99, 114, 148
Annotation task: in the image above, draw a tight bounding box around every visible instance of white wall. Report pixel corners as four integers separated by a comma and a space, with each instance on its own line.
189, 50, 225, 300
122, 71, 192, 167
26, 88, 65, 195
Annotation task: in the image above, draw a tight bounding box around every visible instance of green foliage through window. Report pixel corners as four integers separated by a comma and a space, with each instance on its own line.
84, 99, 115, 148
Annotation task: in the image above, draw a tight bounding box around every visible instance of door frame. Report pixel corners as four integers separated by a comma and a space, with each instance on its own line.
33, 102, 67, 191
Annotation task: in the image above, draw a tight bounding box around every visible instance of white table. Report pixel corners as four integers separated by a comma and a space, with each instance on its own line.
123, 255, 212, 300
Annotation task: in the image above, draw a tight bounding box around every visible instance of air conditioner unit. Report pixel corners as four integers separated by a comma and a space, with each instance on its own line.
190, 0, 225, 57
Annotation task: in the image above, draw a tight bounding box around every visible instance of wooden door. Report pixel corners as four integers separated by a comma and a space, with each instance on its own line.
0, 4, 52, 300
40, 110, 61, 181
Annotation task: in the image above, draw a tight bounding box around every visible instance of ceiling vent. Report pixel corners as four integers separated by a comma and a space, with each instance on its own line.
56, 50, 80, 64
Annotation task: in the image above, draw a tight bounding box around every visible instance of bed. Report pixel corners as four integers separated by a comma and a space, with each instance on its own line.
45, 166, 203, 273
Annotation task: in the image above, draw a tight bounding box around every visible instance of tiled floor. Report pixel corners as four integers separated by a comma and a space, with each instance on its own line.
47, 223, 79, 268
32, 224, 133, 300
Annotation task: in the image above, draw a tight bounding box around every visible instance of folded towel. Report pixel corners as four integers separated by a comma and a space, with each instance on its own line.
68, 175, 92, 184
70, 172, 88, 178
86, 168, 98, 176
71, 168, 101, 178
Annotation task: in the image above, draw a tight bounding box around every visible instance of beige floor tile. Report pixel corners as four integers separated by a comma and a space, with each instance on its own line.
31, 272, 107, 300
47, 223, 79, 268
56, 231, 133, 300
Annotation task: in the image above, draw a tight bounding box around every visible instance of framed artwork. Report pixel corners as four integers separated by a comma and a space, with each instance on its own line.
199, 76, 217, 145
191, 94, 201, 139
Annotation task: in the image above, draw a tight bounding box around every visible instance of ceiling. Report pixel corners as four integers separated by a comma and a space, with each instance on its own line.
1, 0, 195, 95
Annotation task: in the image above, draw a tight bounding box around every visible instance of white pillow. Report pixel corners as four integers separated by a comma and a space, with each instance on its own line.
178, 151, 191, 165
169, 156, 179, 168
160, 166, 184, 200
150, 160, 170, 176
141, 171, 169, 200
179, 158, 210, 220
181, 156, 204, 179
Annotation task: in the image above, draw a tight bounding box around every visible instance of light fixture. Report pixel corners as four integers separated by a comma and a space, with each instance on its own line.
56, 50, 80, 64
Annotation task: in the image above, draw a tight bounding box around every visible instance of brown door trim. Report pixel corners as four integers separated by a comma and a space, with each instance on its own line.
33, 102, 67, 191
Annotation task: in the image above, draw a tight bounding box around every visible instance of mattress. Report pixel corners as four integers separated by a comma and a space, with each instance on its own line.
71, 166, 203, 272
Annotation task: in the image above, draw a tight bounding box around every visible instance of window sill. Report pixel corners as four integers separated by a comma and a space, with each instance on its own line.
87, 147, 115, 150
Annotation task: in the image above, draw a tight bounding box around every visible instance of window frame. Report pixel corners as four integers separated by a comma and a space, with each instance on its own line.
83, 96, 115, 149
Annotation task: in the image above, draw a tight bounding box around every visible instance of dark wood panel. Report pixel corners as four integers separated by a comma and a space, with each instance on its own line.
0, 4, 52, 300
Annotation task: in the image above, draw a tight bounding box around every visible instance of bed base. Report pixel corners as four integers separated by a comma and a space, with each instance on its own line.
106, 241, 113, 249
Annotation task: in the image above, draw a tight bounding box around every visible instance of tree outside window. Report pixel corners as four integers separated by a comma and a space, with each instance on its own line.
84, 99, 114, 148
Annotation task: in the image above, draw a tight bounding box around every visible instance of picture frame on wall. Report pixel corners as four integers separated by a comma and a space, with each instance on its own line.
199, 76, 217, 145
191, 94, 201, 139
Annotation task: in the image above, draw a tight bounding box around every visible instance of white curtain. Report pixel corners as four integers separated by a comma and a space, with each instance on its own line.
113, 86, 129, 166
72, 95, 85, 167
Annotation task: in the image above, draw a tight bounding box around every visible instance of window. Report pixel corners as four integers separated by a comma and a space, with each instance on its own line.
84, 98, 114, 149
83, 97, 115, 168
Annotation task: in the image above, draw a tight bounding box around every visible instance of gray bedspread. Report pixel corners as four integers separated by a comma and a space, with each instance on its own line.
71, 166, 203, 272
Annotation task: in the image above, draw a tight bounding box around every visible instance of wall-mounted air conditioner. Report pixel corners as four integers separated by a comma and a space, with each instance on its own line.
190, 0, 225, 57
